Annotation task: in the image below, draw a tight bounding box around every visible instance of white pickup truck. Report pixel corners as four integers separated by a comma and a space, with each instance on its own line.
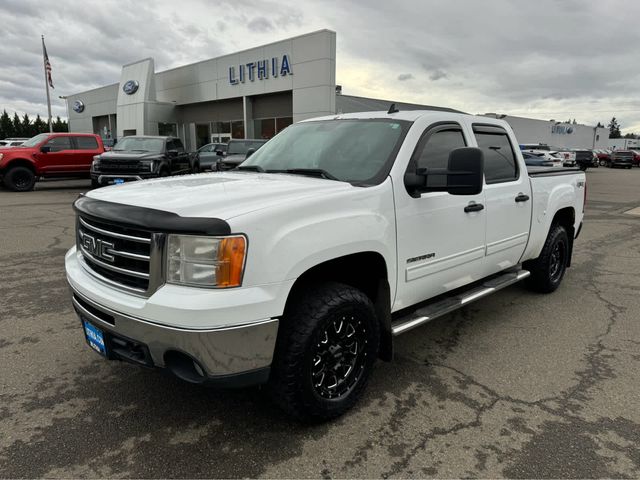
65, 109, 586, 421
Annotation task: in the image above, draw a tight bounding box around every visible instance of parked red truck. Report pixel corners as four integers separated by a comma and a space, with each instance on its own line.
0, 133, 104, 191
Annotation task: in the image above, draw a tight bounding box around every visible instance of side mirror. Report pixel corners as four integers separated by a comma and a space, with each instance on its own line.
446, 147, 484, 196
245, 148, 256, 160
40, 145, 51, 153
215, 150, 224, 156
403, 147, 484, 197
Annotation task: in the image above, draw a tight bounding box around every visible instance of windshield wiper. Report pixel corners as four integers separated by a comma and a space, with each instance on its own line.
279, 168, 340, 181
236, 165, 265, 172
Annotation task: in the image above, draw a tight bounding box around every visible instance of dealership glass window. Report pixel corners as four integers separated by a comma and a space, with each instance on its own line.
231, 120, 245, 139
254, 119, 276, 139
158, 123, 177, 137
276, 117, 293, 134
196, 124, 210, 149
211, 121, 231, 134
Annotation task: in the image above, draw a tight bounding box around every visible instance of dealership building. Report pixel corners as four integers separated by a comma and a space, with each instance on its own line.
67, 29, 609, 151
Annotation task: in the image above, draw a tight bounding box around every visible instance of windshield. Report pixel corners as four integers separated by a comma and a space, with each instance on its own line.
242, 119, 410, 184
21, 133, 50, 147
114, 137, 164, 153
227, 140, 265, 155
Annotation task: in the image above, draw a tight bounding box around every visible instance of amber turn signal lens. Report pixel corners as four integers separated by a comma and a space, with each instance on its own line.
216, 236, 246, 287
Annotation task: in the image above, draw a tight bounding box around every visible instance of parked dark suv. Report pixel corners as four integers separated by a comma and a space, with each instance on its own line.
91, 136, 199, 187
217, 139, 268, 171
608, 150, 634, 169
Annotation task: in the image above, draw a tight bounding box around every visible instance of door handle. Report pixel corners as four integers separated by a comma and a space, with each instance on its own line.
515, 193, 530, 202
464, 202, 485, 213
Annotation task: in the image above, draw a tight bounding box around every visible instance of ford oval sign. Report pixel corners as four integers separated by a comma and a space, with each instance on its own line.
72, 100, 85, 113
122, 80, 139, 95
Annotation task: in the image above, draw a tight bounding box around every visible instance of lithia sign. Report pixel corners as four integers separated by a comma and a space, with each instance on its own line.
229, 54, 292, 85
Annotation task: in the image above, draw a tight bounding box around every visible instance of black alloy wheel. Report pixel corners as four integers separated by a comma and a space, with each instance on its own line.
310, 315, 368, 400
4, 166, 36, 192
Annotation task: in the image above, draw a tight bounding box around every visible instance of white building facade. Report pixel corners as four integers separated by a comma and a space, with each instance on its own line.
67, 30, 336, 150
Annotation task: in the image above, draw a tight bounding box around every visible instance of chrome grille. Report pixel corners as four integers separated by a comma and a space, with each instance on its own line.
76, 215, 164, 295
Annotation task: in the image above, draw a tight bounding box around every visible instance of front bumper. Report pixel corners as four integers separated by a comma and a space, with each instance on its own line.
92, 172, 158, 185
70, 287, 278, 386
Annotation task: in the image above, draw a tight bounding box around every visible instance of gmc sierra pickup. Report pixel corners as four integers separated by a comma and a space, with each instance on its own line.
66, 110, 586, 421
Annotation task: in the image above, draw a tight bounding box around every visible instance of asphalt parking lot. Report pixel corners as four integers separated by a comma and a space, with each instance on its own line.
1, 168, 639, 478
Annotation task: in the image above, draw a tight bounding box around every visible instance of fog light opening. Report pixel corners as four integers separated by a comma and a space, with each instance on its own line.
164, 350, 207, 384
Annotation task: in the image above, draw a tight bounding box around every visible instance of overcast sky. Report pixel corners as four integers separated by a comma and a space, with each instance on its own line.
2, 0, 640, 132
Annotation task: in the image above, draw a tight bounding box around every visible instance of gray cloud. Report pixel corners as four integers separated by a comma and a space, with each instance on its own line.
247, 16, 275, 33
1, 0, 640, 132
428, 69, 447, 81
397, 73, 414, 81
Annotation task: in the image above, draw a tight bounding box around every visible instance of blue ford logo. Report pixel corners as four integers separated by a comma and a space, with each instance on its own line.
72, 100, 85, 113
122, 80, 139, 95
566, 127, 574, 134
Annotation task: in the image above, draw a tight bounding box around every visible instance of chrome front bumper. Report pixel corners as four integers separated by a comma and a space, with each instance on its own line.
70, 288, 279, 386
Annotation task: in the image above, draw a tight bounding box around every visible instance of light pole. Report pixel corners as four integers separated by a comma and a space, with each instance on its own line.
58, 95, 70, 132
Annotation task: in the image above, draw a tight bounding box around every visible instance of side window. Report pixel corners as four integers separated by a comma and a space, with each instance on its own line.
74, 136, 98, 150
166, 140, 175, 152
412, 126, 467, 188
173, 139, 185, 152
473, 126, 518, 184
45, 136, 72, 152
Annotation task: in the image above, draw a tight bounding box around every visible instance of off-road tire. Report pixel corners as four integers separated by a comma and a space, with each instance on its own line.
524, 224, 569, 293
3, 166, 36, 192
268, 282, 380, 422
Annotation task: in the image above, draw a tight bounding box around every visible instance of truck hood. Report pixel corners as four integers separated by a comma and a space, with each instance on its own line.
85, 172, 354, 220
99, 151, 163, 160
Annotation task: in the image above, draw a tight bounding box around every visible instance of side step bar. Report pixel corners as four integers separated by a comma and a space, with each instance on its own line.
391, 268, 530, 336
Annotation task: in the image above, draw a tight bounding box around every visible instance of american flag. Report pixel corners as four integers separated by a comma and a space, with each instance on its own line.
43, 38, 54, 89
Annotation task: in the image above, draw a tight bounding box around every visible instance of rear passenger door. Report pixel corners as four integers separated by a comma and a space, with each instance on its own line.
71, 136, 100, 172
472, 124, 532, 274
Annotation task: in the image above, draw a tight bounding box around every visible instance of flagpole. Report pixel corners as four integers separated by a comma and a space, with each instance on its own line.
41, 35, 53, 133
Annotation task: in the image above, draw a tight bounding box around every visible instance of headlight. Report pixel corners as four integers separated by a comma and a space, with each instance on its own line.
141, 160, 154, 171
167, 235, 246, 288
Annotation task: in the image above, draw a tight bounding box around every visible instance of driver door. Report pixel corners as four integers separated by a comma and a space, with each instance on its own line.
36, 136, 74, 174
393, 123, 487, 310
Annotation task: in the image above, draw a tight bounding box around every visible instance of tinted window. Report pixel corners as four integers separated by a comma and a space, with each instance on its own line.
45, 136, 72, 152
74, 136, 98, 150
173, 139, 185, 152
113, 137, 164, 153
474, 127, 518, 183
414, 128, 466, 188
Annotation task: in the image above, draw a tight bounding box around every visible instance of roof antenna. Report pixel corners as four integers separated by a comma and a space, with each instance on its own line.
387, 103, 399, 114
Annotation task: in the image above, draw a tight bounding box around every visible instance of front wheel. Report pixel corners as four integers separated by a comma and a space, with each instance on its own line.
524, 224, 569, 293
268, 282, 380, 422
599, 159, 606, 166
3, 166, 36, 191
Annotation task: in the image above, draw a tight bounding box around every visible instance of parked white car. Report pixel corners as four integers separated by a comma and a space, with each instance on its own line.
66, 110, 586, 421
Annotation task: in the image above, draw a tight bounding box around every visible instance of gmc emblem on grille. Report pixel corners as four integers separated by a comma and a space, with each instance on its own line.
81, 233, 115, 262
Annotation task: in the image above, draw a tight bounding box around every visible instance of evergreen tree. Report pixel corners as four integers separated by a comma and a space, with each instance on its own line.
53, 116, 65, 132
596, 122, 604, 128
12, 112, 22, 137
33, 114, 46, 134
608, 117, 622, 139
21, 113, 32, 137
0, 110, 13, 138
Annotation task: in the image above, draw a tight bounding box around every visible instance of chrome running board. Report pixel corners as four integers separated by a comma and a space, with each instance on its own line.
391, 268, 530, 336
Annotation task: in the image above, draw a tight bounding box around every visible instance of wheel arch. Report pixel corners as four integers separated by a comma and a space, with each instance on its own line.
282, 251, 394, 361
1, 157, 37, 174
550, 206, 575, 267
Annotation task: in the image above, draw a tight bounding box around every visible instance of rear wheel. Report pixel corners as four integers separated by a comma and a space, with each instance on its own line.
3, 166, 36, 192
525, 224, 569, 293
268, 282, 380, 422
